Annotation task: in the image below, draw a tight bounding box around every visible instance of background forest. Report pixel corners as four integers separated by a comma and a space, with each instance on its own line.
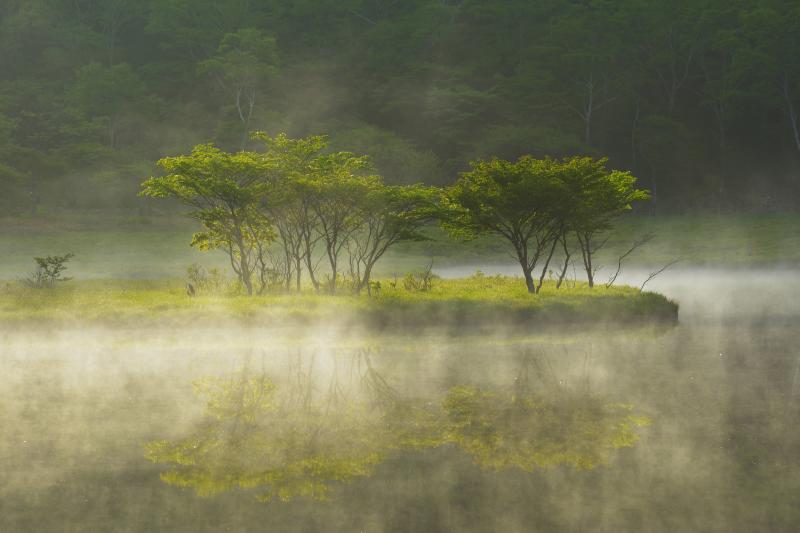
1, 0, 799, 216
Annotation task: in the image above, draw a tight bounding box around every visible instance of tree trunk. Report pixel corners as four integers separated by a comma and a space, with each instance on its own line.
523, 269, 535, 294
304, 253, 320, 292
329, 264, 338, 293
585, 258, 594, 288
358, 262, 375, 296
233, 232, 253, 296
556, 236, 571, 289
783, 73, 800, 152
535, 236, 560, 293
326, 243, 338, 294
576, 232, 594, 288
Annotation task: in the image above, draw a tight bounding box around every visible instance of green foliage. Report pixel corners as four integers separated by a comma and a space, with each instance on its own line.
144, 366, 397, 502
2, 0, 800, 213
143, 132, 442, 296
402, 261, 436, 292
198, 29, 278, 146
22, 252, 74, 288
141, 143, 275, 295
446, 155, 649, 292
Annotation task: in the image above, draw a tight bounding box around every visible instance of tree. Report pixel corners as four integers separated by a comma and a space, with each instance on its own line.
558, 156, 649, 287
305, 151, 374, 293
445, 157, 565, 294
199, 29, 278, 148
347, 182, 439, 294
70, 62, 153, 148
255, 132, 328, 292
140, 144, 273, 295
737, 2, 800, 152
22, 252, 75, 288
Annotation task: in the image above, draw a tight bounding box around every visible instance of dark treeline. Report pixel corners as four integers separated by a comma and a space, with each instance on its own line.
1, 0, 799, 215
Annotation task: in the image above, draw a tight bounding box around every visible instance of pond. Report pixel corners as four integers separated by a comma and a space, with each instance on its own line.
1, 268, 799, 532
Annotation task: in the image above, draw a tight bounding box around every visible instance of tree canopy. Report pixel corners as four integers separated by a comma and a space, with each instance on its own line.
446, 156, 648, 292
142, 132, 438, 295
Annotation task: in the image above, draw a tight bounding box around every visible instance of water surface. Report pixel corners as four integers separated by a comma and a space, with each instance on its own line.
1, 269, 799, 532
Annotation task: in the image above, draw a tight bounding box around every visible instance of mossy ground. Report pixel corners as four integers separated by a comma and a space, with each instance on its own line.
0, 275, 678, 330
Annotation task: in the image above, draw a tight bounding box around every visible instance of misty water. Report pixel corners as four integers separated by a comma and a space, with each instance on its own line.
2, 268, 799, 532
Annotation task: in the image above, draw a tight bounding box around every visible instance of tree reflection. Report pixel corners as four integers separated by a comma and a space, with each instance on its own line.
145, 349, 649, 501
441, 351, 650, 471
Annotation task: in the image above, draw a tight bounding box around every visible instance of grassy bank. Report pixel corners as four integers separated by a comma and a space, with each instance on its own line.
0, 276, 678, 331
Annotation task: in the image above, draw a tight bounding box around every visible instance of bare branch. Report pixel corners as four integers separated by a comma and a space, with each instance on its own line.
639, 259, 682, 292
606, 233, 655, 288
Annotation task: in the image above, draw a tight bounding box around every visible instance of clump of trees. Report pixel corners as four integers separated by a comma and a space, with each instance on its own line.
143, 135, 648, 296
141, 133, 437, 295
444, 156, 649, 293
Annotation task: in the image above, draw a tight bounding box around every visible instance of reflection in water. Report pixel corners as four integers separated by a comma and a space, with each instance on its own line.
145, 349, 649, 502
442, 386, 648, 471
5, 271, 800, 531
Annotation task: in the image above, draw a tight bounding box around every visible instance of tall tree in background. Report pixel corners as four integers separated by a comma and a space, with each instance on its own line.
738, 2, 800, 153
200, 29, 279, 149
70, 62, 152, 149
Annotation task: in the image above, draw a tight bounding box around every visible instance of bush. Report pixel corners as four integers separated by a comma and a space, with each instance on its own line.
22, 253, 74, 288
402, 262, 437, 292
186, 263, 227, 294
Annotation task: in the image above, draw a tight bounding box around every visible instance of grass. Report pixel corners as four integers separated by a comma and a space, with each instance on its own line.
0, 275, 678, 331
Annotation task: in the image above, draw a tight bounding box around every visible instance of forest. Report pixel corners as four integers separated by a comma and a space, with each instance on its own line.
2, 0, 799, 216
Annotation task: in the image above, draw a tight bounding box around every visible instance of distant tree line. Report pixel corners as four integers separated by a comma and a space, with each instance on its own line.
142, 133, 647, 295
1, 0, 798, 215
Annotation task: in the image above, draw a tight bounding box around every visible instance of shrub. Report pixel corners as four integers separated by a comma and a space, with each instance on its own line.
22, 253, 75, 288
186, 263, 227, 294
402, 262, 437, 292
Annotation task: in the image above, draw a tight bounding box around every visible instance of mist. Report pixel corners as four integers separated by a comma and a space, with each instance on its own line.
3, 1, 800, 531
0, 265, 798, 531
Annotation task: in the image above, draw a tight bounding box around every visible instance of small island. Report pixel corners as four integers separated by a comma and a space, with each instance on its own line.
1, 274, 677, 331
3, 136, 677, 331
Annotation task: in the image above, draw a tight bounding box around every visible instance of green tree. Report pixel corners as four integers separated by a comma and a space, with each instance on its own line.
199, 29, 278, 148
70, 62, 153, 148
255, 132, 328, 292
305, 151, 374, 293
737, 2, 800, 152
558, 157, 649, 287
445, 157, 565, 294
347, 182, 439, 294
140, 144, 273, 295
